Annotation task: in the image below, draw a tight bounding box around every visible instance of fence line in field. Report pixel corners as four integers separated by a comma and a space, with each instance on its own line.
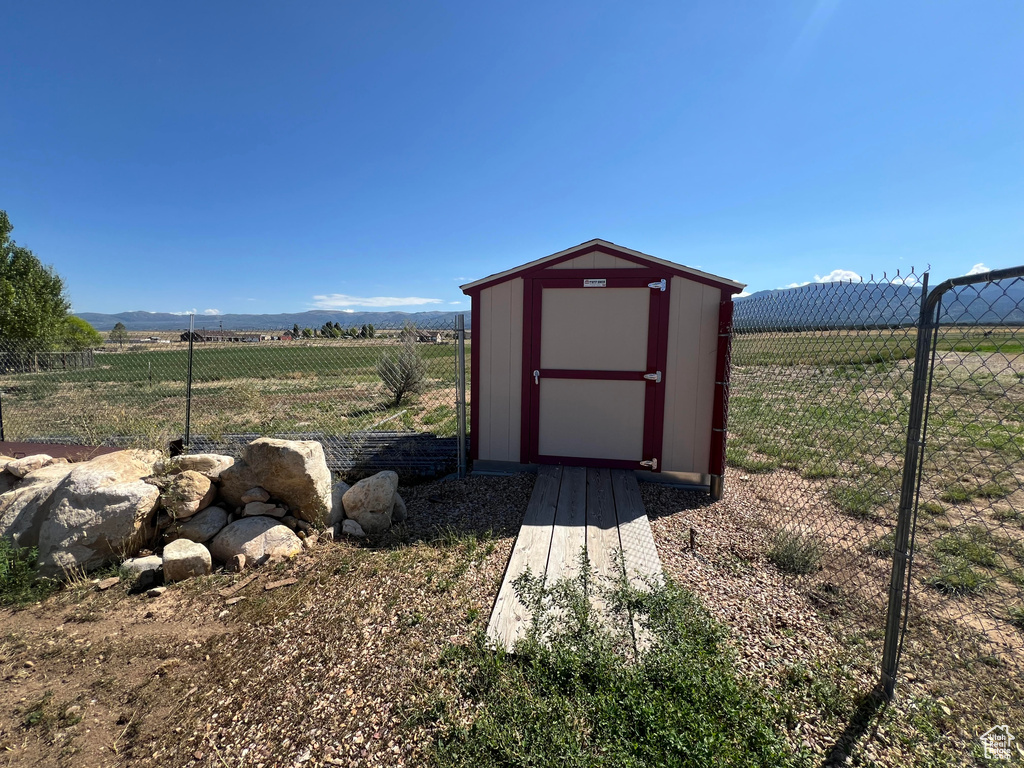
0, 317, 468, 481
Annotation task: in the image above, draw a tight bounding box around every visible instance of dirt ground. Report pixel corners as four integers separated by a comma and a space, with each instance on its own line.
2, 472, 1022, 767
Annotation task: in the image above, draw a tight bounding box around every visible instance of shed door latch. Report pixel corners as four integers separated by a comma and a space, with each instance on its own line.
640, 458, 658, 470
648, 279, 666, 291
643, 371, 662, 383
533, 369, 540, 385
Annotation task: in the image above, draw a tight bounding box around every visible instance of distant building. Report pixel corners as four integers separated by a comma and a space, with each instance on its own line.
179, 330, 261, 343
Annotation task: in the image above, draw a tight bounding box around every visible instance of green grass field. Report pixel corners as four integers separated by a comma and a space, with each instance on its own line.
0, 341, 467, 447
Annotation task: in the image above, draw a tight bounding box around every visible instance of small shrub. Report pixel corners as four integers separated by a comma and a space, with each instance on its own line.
918, 501, 945, 517
939, 484, 973, 504
925, 557, 995, 595
830, 484, 877, 518
1008, 604, 1024, 629
767, 527, 823, 575
866, 530, 896, 558
932, 526, 998, 568
376, 332, 427, 407
0, 540, 58, 606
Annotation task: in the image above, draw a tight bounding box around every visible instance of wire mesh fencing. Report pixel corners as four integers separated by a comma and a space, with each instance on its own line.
0, 318, 467, 480
730, 272, 925, 671
905, 271, 1024, 669
730, 266, 1024, 693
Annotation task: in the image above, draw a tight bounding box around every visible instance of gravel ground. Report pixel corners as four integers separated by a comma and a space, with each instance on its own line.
642, 477, 1024, 766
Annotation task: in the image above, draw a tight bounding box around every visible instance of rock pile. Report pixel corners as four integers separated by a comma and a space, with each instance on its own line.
0, 438, 409, 587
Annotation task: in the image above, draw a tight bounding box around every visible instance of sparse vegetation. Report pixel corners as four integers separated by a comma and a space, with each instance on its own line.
376, 328, 428, 407
767, 527, 823, 575
0, 540, 58, 606
434, 560, 799, 768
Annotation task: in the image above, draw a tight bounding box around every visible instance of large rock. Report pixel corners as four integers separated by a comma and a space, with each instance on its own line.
167, 505, 228, 543
241, 438, 332, 525
342, 471, 398, 534
217, 460, 260, 508
160, 470, 215, 519
210, 516, 303, 565
162, 539, 212, 581
162, 454, 235, 480
36, 450, 163, 577
6, 454, 58, 478
241, 487, 270, 504
0, 463, 76, 549
243, 501, 284, 518
328, 480, 350, 527
391, 493, 407, 523
121, 555, 163, 587
0, 473, 18, 495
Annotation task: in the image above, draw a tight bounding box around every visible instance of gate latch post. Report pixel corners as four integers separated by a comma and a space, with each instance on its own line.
648, 279, 666, 291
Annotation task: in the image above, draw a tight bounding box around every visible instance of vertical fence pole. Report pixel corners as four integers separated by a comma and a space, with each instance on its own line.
456, 314, 467, 479
0, 387, 4, 442
184, 313, 195, 452
881, 272, 933, 699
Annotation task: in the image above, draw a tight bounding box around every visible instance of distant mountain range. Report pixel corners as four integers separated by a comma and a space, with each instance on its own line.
76, 278, 1024, 334
734, 279, 1024, 330
73, 310, 468, 332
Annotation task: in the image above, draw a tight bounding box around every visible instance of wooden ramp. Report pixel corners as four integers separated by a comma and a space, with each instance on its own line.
486, 465, 664, 650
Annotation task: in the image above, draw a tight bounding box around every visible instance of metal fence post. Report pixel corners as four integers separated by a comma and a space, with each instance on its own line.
881, 273, 933, 698
456, 314, 467, 479
0, 387, 4, 442
184, 313, 195, 452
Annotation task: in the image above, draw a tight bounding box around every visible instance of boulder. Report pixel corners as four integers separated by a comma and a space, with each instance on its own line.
342, 471, 398, 534
161, 470, 216, 519
0, 455, 15, 472
240, 487, 270, 504
162, 454, 235, 480
341, 519, 366, 538
391, 493, 407, 523
0, 473, 18, 495
0, 463, 76, 549
167, 505, 228, 543
6, 454, 57, 478
36, 450, 163, 578
209, 517, 303, 565
162, 539, 212, 581
243, 501, 284, 518
240, 438, 332, 525
121, 555, 163, 587
328, 480, 350, 527
217, 460, 260, 508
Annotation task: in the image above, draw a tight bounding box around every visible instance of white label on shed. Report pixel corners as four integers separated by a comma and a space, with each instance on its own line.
583, 278, 607, 287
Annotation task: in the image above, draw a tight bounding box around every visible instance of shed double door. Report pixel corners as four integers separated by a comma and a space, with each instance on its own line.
527, 275, 669, 470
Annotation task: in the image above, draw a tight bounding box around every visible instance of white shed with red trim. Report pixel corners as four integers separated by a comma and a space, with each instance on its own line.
460, 239, 744, 497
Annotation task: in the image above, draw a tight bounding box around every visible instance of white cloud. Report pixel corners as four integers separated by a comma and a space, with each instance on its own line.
341, 309, 355, 314
814, 269, 862, 283
736, 291, 751, 298
169, 309, 197, 315
202, 309, 221, 315
311, 294, 443, 309
967, 263, 990, 276
782, 281, 811, 289
448, 301, 461, 305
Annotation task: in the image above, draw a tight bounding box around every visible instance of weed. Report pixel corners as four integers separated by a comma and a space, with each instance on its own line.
433, 560, 799, 767
767, 527, 823, 575
932, 526, 998, 568
1008, 604, 1024, 629
0, 540, 59, 606
925, 557, 995, 595
866, 531, 896, 558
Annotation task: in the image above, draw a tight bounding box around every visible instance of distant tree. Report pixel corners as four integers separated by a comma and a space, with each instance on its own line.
349, 326, 358, 338
62, 316, 103, 350
292, 323, 301, 338
109, 321, 130, 348
367, 323, 375, 338
0, 210, 70, 346
359, 324, 369, 339
376, 324, 427, 406
301, 327, 313, 339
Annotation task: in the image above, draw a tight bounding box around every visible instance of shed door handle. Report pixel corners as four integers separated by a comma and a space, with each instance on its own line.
643, 371, 662, 383
534, 370, 540, 385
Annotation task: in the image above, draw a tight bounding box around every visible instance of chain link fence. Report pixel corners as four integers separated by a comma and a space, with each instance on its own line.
0, 318, 467, 480
730, 267, 1024, 693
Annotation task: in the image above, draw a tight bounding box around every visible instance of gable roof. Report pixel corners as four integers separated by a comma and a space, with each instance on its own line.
460, 239, 745, 293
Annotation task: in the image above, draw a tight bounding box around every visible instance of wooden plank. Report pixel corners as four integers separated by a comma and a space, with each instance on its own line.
611, 470, 664, 589
486, 465, 562, 649
585, 467, 623, 622
545, 466, 587, 586
611, 469, 664, 655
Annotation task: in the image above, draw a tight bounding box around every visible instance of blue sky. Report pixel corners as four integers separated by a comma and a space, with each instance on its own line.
2, 1, 1021, 314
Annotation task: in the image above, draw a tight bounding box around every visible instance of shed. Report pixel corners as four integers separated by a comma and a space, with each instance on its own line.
460, 239, 745, 498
